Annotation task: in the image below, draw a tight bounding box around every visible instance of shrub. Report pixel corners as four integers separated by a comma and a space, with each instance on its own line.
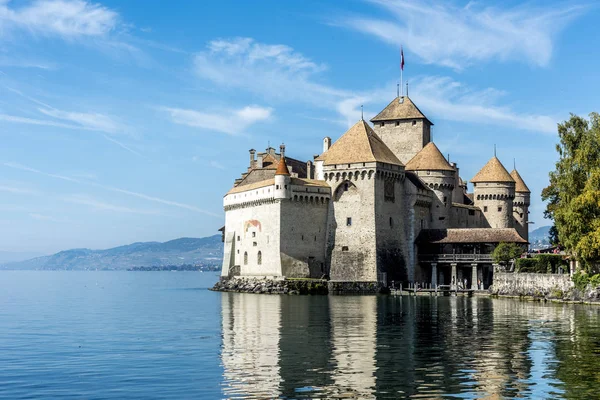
492, 242, 525, 265
515, 258, 538, 272
536, 254, 567, 273
572, 271, 600, 290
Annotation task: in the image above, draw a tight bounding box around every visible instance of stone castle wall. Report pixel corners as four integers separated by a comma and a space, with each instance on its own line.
513, 192, 530, 241
491, 272, 573, 297
473, 182, 515, 229
372, 119, 430, 165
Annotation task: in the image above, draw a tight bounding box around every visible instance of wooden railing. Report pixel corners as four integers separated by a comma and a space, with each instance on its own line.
419, 254, 493, 263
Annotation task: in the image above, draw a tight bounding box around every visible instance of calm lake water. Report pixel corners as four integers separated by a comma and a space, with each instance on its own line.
1, 272, 600, 399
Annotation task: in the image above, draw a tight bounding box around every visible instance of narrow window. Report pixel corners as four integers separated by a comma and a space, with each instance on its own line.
443, 196, 447, 205
253, 242, 257, 247
237, 250, 239, 254
395, 121, 400, 126
276, 185, 279, 189
520, 213, 524, 218
314, 235, 317, 241
244, 252, 248, 265
344, 183, 349, 191
484, 206, 488, 212
498, 206, 502, 212
412, 120, 416, 126
346, 217, 352, 226
257, 251, 262, 265
252, 232, 256, 238
389, 217, 393, 228
237, 236, 240, 241
301, 235, 304, 241
381, 122, 385, 127
342, 246, 349, 251
284, 185, 288, 189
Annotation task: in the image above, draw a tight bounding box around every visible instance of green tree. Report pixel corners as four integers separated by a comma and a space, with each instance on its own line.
542, 113, 600, 273
492, 242, 524, 266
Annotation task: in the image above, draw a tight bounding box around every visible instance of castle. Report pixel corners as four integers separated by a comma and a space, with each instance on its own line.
220, 95, 529, 290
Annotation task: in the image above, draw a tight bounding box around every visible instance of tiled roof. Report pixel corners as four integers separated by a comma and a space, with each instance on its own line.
471, 157, 515, 183
276, 157, 290, 176
417, 228, 527, 244
405, 171, 431, 192
226, 178, 274, 195
316, 119, 403, 166
371, 96, 432, 124
290, 177, 330, 188
405, 142, 454, 171
510, 169, 531, 193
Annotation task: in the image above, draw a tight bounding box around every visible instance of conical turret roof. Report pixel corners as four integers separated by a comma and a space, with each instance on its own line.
371, 96, 433, 124
405, 142, 454, 171
510, 169, 530, 193
275, 157, 290, 176
316, 120, 403, 166
471, 157, 514, 183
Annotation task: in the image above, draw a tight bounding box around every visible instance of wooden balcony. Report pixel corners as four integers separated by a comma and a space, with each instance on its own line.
419, 253, 493, 263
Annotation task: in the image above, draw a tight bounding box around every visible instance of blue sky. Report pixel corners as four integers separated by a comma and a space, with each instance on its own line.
0, 0, 598, 254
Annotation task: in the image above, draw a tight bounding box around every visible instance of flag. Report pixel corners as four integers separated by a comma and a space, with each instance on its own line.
401, 46, 404, 71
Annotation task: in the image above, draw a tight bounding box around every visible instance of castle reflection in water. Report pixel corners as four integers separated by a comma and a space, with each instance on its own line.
220, 293, 598, 399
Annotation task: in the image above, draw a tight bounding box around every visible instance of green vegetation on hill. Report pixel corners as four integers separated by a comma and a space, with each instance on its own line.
542, 112, 600, 273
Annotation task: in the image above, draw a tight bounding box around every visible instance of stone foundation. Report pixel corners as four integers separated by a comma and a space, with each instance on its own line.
211, 277, 328, 295
490, 272, 573, 299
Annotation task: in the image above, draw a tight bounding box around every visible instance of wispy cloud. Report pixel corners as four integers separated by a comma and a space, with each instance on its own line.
0, 0, 119, 39
38, 107, 123, 133
160, 105, 273, 135
29, 212, 64, 222
0, 184, 38, 195
194, 37, 349, 105
62, 194, 162, 215
2, 161, 220, 217
192, 36, 557, 134
339, 0, 584, 70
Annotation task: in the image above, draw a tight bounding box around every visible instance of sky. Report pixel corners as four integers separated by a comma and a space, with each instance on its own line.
0, 0, 598, 254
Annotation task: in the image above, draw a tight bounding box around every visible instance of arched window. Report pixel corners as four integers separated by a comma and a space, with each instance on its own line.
244, 252, 248, 265
257, 251, 262, 265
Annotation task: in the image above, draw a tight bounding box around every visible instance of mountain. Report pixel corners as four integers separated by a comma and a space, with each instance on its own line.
1, 235, 223, 270
529, 225, 552, 249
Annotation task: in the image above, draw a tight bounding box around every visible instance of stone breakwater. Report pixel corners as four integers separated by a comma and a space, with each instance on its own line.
211, 277, 328, 295
490, 272, 600, 303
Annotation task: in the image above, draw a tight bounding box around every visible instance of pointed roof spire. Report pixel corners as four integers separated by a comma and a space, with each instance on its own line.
275, 156, 290, 176
315, 120, 403, 166
371, 96, 432, 124
471, 157, 514, 183
510, 169, 530, 193
405, 142, 455, 171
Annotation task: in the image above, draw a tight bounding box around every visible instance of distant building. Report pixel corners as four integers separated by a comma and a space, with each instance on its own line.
220, 95, 529, 290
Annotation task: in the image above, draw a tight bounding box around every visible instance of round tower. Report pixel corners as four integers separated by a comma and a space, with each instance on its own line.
274, 145, 291, 200
405, 142, 455, 229
511, 169, 530, 241
471, 157, 515, 229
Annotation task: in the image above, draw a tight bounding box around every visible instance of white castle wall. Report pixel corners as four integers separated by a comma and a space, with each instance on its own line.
513, 192, 530, 241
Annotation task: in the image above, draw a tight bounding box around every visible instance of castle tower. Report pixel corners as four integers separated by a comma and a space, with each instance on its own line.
316, 119, 406, 285
510, 169, 530, 241
274, 145, 291, 200
471, 157, 516, 229
405, 142, 455, 229
371, 96, 433, 165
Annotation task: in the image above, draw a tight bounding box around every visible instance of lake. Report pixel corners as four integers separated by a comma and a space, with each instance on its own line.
1, 271, 599, 399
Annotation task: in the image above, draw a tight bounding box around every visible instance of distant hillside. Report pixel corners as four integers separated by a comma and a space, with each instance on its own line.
529, 225, 552, 249
1, 235, 223, 270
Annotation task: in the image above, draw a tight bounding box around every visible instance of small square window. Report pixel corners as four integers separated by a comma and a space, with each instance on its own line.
395, 121, 400, 126
381, 122, 385, 127
346, 217, 352, 226
484, 206, 488, 212
252, 232, 256, 237
253, 242, 257, 247
412, 120, 416, 126
498, 206, 502, 212
342, 246, 349, 251
237, 236, 240, 241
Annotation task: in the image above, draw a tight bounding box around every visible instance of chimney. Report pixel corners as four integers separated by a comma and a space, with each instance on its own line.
323, 137, 332, 153
280, 143, 286, 158
249, 149, 256, 168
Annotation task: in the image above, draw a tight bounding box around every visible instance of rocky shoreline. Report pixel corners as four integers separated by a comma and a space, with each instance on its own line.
211, 277, 328, 295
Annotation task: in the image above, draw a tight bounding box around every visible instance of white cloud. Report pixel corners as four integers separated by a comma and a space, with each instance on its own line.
341, 0, 584, 69
29, 212, 63, 222
194, 37, 348, 105
0, 0, 119, 38
160, 105, 273, 135
193, 36, 557, 134
38, 107, 122, 133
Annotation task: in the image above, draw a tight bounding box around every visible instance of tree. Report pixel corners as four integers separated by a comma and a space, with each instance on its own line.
492, 242, 524, 267
542, 112, 600, 273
